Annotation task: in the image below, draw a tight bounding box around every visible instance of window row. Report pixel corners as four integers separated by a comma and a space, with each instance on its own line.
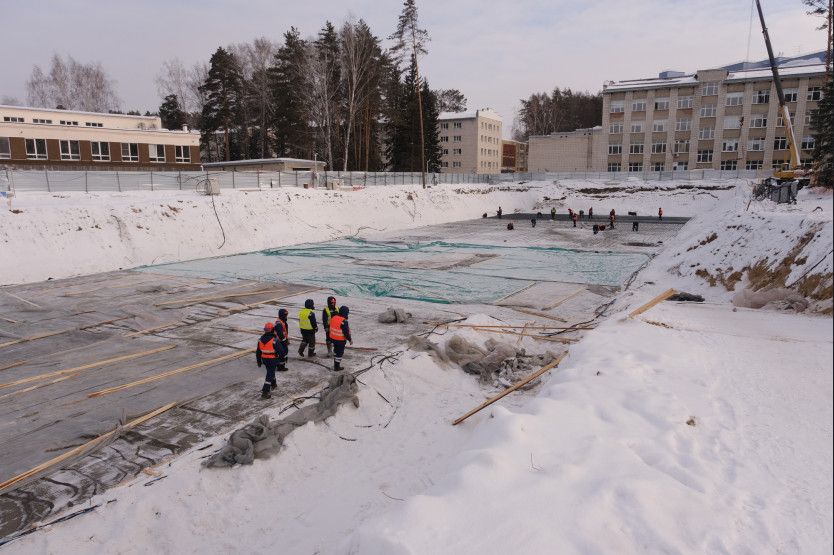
609, 86, 823, 114
439, 122, 463, 130
2, 116, 107, 126
606, 136, 814, 156
0, 137, 191, 163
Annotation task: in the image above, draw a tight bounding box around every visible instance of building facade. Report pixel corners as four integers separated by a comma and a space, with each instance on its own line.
438, 108, 503, 174
0, 105, 201, 171
527, 127, 606, 173
601, 53, 826, 173
501, 140, 528, 172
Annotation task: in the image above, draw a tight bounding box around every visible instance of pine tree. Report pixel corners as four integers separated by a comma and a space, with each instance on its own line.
159, 94, 187, 130
199, 47, 244, 161
810, 76, 833, 186
269, 28, 309, 159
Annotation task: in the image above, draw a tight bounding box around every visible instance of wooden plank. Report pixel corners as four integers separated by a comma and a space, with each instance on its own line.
0, 345, 178, 390
517, 324, 530, 346
88, 349, 255, 398
0, 373, 80, 400
423, 322, 593, 330
79, 316, 129, 329
453, 353, 568, 425
124, 322, 180, 338
493, 282, 538, 304
0, 360, 26, 372
154, 288, 288, 306
511, 307, 567, 323
470, 327, 579, 343
629, 289, 678, 317
0, 328, 75, 349
0, 401, 178, 495
542, 287, 587, 310
2, 291, 41, 309
0, 316, 18, 324
219, 287, 323, 314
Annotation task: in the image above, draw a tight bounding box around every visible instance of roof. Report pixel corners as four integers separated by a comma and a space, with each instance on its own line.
202, 158, 324, 168
439, 108, 503, 122
0, 104, 158, 121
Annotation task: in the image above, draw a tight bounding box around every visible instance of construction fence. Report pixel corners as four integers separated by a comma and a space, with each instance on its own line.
0, 168, 769, 194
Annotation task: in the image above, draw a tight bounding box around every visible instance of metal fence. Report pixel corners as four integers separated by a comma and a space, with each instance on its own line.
1, 168, 768, 193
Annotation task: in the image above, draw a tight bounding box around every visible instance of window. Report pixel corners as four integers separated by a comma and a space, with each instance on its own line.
85, 122, 103, 127
654, 97, 669, 111
720, 160, 738, 170
651, 141, 667, 154
773, 137, 788, 150
746, 160, 763, 170
698, 126, 715, 140
806, 110, 818, 125
453, 135, 461, 142
748, 138, 765, 151
121, 143, 139, 162
25, 138, 47, 159
32, 118, 52, 124
674, 140, 690, 154
677, 95, 693, 109
724, 115, 741, 129
441, 162, 449, 168
628, 162, 643, 172
174, 145, 190, 163
607, 162, 621, 172
696, 150, 713, 163
452, 148, 462, 155
453, 122, 462, 129
631, 121, 644, 133
807, 86, 822, 101
149, 144, 165, 162
91, 141, 110, 161
722, 139, 738, 152
750, 114, 767, 128
652, 119, 668, 132
701, 82, 719, 96
440, 123, 448, 129
3, 116, 24, 123
801, 136, 815, 150
776, 112, 795, 127
629, 142, 644, 154
674, 162, 689, 170
452, 161, 461, 168
440, 136, 449, 142
632, 99, 647, 112
783, 88, 798, 102
753, 90, 770, 104
700, 103, 717, 117
610, 100, 625, 113
725, 92, 743, 106
651, 162, 665, 171
60, 140, 81, 160
608, 142, 622, 155
0, 137, 10, 159
60, 120, 79, 126
609, 122, 623, 134
675, 117, 691, 131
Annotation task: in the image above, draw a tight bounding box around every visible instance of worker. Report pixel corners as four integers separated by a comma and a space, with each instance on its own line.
322, 296, 340, 357
579, 209, 584, 219
531, 218, 537, 228
274, 309, 290, 371
482, 212, 488, 218
568, 208, 573, 220
256, 322, 286, 399
588, 207, 594, 220
632, 220, 639, 231
297, 299, 318, 357
329, 306, 352, 372
593, 224, 599, 234
658, 207, 663, 221
550, 207, 556, 220
572, 212, 578, 227
507, 222, 514, 230
537, 211, 543, 219
609, 213, 615, 228
497, 206, 503, 219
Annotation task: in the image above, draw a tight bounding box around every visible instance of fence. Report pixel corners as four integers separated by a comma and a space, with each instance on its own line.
0, 168, 768, 194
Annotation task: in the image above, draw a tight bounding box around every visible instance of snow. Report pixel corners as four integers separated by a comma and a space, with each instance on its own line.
1, 178, 831, 554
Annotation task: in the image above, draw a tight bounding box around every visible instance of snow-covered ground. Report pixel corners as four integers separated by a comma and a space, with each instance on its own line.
1, 178, 831, 553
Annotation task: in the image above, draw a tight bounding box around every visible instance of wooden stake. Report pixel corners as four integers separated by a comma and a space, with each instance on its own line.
0, 345, 177, 390
517, 324, 530, 346
0, 401, 178, 495
219, 287, 323, 314
542, 287, 586, 310
154, 288, 288, 306
629, 289, 678, 317
124, 322, 180, 337
453, 353, 568, 425
511, 307, 567, 323
88, 349, 255, 398
423, 322, 593, 330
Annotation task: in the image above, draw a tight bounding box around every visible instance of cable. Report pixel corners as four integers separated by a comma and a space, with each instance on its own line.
194, 176, 227, 250
785, 248, 834, 288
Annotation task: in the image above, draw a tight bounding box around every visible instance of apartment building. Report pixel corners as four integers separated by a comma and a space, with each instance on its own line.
501, 140, 528, 172
0, 105, 201, 171
527, 127, 606, 173
438, 108, 503, 174
601, 52, 826, 173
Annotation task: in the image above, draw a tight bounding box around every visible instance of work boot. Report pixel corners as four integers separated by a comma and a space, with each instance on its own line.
333, 360, 341, 372
271, 380, 277, 391
308, 348, 316, 357
298, 343, 306, 357
327, 344, 333, 358
261, 390, 271, 400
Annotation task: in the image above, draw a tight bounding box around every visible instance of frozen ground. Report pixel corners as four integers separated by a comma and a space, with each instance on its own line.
0, 178, 831, 553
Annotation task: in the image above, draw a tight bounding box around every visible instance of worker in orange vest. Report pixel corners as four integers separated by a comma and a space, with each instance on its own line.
658, 207, 663, 221
322, 296, 339, 357
329, 306, 353, 372
273, 309, 290, 372
572, 212, 578, 227
255, 322, 286, 399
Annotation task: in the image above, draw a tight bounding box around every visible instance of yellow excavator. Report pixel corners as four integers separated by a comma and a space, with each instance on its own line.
754, 0, 811, 189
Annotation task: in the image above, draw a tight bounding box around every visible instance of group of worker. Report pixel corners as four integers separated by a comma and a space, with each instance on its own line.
255, 296, 353, 399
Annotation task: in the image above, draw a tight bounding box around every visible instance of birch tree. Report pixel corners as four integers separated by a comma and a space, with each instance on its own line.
339, 19, 381, 171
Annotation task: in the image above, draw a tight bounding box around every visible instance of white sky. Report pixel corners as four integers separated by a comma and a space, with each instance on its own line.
1, 0, 827, 138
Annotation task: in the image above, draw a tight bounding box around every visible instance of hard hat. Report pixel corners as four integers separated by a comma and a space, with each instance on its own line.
264, 322, 274, 332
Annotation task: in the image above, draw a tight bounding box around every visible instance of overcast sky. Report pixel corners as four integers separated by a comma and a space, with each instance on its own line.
1, 0, 826, 138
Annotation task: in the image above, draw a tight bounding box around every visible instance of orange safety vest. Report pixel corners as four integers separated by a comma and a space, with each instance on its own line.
329, 315, 346, 341
274, 320, 288, 339
573, 214, 577, 221
259, 338, 276, 358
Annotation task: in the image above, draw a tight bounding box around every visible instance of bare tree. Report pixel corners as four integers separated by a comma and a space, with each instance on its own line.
26, 54, 119, 112
0, 96, 21, 106
303, 36, 340, 168
230, 38, 278, 158
340, 19, 380, 171
802, 0, 833, 72
155, 58, 200, 115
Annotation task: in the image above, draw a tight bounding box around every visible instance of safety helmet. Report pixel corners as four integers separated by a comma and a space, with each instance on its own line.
264, 322, 274, 332
327, 296, 337, 306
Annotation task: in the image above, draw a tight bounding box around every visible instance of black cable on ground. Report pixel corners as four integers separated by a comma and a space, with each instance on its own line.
785, 248, 833, 288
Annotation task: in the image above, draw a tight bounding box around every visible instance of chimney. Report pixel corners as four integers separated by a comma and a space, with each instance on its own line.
182, 124, 189, 132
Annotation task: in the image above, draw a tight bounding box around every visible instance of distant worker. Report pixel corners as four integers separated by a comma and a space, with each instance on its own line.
329, 306, 353, 372
274, 309, 290, 371
658, 207, 663, 221
507, 222, 515, 230
551, 207, 556, 220
568, 208, 573, 220
593, 224, 599, 234
572, 213, 578, 227
537, 211, 543, 219
322, 296, 340, 358
599, 224, 606, 231
579, 209, 584, 219
497, 206, 503, 219
609, 213, 615, 228
297, 299, 318, 358
482, 212, 488, 218
632, 220, 639, 231
531, 218, 537, 228
256, 322, 286, 399
610, 208, 615, 219
588, 207, 594, 220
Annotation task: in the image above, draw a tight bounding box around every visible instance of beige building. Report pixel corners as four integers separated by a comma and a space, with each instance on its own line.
601, 52, 826, 172
0, 105, 201, 171
501, 140, 528, 172
438, 108, 503, 174
527, 127, 606, 173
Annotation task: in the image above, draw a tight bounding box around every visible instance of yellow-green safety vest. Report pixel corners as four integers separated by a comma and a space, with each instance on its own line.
299, 308, 314, 330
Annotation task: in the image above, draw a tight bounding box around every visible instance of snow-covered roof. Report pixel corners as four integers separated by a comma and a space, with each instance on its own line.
439, 108, 503, 122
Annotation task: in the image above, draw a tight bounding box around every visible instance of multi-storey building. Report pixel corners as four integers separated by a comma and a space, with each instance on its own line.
438, 108, 503, 174
501, 140, 528, 172
527, 128, 606, 173
0, 105, 201, 171
601, 52, 826, 173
